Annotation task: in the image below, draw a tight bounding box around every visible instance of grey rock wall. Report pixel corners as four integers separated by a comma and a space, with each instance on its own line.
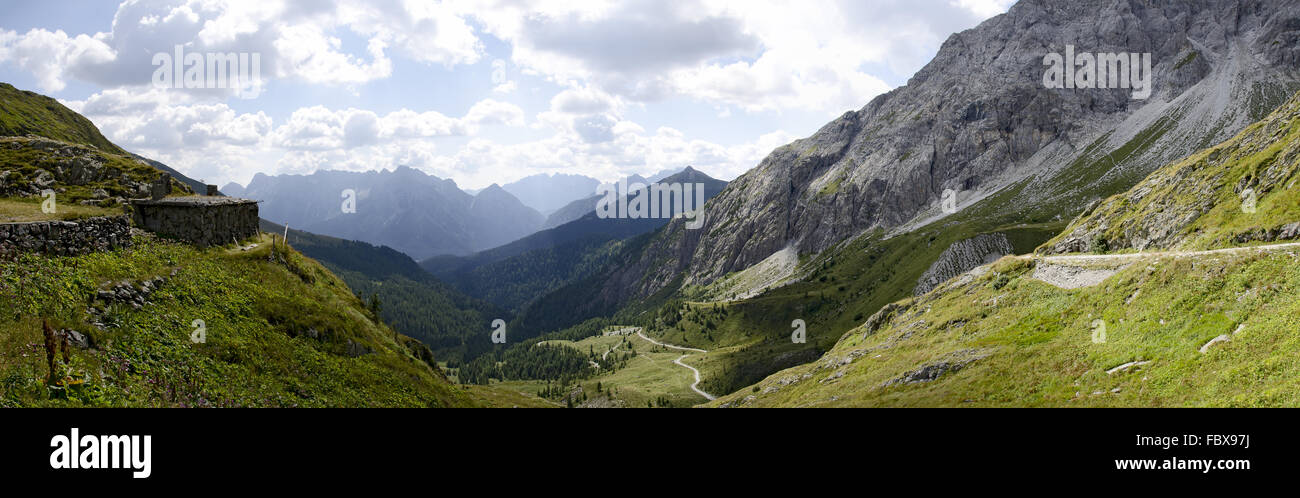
0, 215, 132, 258
914, 233, 1014, 296
131, 198, 259, 247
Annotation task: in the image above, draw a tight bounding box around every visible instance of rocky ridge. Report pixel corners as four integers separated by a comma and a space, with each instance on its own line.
589, 0, 1300, 308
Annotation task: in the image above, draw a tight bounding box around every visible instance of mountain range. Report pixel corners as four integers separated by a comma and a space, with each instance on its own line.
500, 172, 601, 216
547, 0, 1300, 326
421, 167, 727, 313
8, 0, 1300, 409
226, 167, 545, 260
488, 0, 1300, 398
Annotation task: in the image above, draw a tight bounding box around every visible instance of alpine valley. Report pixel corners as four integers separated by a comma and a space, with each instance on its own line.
4, 0, 1300, 409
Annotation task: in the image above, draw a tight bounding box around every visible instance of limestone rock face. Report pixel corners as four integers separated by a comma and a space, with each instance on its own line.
914, 233, 1014, 296
589, 0, 1300, 307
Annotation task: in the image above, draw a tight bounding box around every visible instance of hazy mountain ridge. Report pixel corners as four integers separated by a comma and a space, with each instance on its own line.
423, 167, 728, 313
501, 172, 600, 215
541, 173, 651, 229
232, 166, 544, 260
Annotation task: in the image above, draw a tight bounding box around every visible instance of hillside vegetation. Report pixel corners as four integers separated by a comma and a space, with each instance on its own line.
711, 92, 1300, 408
0, 232, 477, 407
1045, 92, 1300, 253
0, 82, 493, 407
0, 82, 124, 154
262, 220, 505, 364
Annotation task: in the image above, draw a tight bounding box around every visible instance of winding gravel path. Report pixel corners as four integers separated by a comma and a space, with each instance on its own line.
634, 329, 716, 400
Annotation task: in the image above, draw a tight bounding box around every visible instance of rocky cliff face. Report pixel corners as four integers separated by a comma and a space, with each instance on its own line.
588, 0, 1300, 307
914, 233, 1014, 296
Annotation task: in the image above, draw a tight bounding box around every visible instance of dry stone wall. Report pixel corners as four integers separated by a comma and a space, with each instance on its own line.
130, 197, 259, 247
0, 215, 132, 258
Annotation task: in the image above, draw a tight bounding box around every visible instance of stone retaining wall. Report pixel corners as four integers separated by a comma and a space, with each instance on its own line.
0, 215, 133, 258
130, 197, 259, 247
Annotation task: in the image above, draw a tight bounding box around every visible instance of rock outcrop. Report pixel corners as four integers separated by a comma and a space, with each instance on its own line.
0, 136, 174, 200
914, 233, 1014, 295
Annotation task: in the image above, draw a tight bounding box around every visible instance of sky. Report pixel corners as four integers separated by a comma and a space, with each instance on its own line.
0, 0, 1014, 190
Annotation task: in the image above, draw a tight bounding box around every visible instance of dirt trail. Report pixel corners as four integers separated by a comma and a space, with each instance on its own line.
1021, 241, 1300, 264
1020, 242, 1300, 288
633, 329, 716, 400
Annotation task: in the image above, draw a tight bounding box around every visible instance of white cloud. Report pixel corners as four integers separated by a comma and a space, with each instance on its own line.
951, 0, 1015, 19
4, 0, 1012, 191
0, 28, 115, 92
549, 86, 619, 115
462, 99, 526, 128
269, 99, 524, 150
271, 23, 392, 85
468, 0, 1006, 115
65, 87, 272, 150
0, 0, 484, 93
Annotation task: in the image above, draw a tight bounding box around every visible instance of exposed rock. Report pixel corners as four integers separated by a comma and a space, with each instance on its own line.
1199, 334, 1232, 354
345, 339, 372, 358
914, 233, 1014, 295
881, 348, 991, 387
1031, 262, 1127, 289
0, 215, 132, 258
0, 136, 163, 198
1106, 360, 1151, 375
859, 302, 909, 340
90, 275, 169, 316
59, 329, 91, 349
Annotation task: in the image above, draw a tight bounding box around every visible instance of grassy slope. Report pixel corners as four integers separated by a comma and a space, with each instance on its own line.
0, 136, 192, 201
0, 82, 124, 154
0, 82, 538, 407
712, 252, 1300, 407
0, 196, 118, 222
1043, 93, 1300, 253
0, 232, 479, 407
504, 332, 710, 408
0, 81, 191, 201
262, 219, 506, 363
710, 93, 1300, 407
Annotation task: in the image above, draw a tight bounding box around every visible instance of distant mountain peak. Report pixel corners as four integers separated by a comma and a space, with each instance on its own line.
501, 173, 601, 216
231, 168, 544, 259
